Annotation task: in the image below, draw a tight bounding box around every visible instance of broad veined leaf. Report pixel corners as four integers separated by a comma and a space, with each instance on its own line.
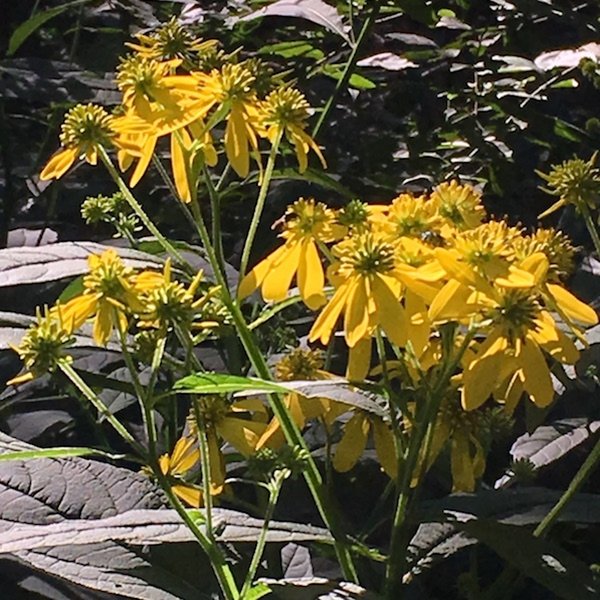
535, 42, 600, 71
281, 543, 314, 579
175, 373, 388, 417
258, 578, 378, 599
0, 242, 163, 288
461, 520, 599, 600
510, 418, 600, 470
0, 508, 332, 553
233, 0, 351, 44
356, 52, 417, 71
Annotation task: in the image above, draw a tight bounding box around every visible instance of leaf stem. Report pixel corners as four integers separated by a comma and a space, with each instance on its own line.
239, 130, 283, 279
98, 147, 184, 265
59, 360, 146, 457
579, 202, 600, 258
312, 0, 382, 138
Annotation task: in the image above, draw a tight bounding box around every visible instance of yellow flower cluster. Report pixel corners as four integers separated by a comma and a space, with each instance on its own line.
240, 182, 598, 414
9, 250, 222, 384
40, 20, 324, 201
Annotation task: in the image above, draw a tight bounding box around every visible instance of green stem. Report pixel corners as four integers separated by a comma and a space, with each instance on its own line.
385, 329, 474, 597
312, 0, 382, 138
579, 202, 600, 258
239, 130, 283, 279
155, 468, 240, 600
202, 164, 226, 280
185, 191, 358, 583
193, 400, 216, 539
240, 470, 286, 597
534, 433, 600, 537
59, 361, 146, 457
98, 147, 185, 265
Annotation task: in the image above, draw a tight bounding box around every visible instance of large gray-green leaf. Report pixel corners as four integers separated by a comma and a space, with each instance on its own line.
258, 578, 377, 599
0, 433, 204, 599
511, 418, 600, 469
408, 488, 600, 580
462, 520, 599, 600
0, 242, 163, 287
176, 373, 387, 417
0, 508, 331, 553
234, 0, 351, 44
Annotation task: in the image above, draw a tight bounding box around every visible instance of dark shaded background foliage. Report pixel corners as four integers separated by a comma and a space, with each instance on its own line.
1, 1, 600, 599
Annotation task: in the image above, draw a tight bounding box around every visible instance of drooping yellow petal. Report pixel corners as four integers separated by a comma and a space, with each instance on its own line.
309, 279, 355, 345
170, 437, 199, 474
297, 240, 326, 309
332, 412, 369, 472
170, 130, 191, 203
461, 332, 513, 411
372, 418, 397, 479
130, 135, 157, 187
40, 147, 78, 181
428, 279, 472, 322
238, 246, 285, 299
172, 484, 203, 507
346, 337, 372, 381
372, 274, 406, 347
225, 105, 249, 177
538, 198, 566, 219
546, 283, 599, 326
518, 337, 554, 407
450, 433, 476, 492
529, 311, 579, 364
93, 301, 115, 346
262, 242, 302, 303
344, 278, 370, 347
217, 417, 266, 457
207, 429, 225, 495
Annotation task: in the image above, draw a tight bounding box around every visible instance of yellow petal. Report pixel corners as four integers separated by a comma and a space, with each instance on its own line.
461, 332, 512, 410
346, 337, 372, 381
309, 279, 354, 345
518, 337, 554, 407
40, 148, 78, 181
130, 135, 157, 187
547, 283, 598, 326
93, 302, 115, 346
170, 437, 199, 474
207, 430, 225, 495
332, 413, 369, 472
170, 131, 191, 203
428, 279, 472, 322
218, 417, 266, 457
238, 246, 284, 299
344, 279, 370, 347
173, 484, 203, 507
538, 198, 566, 219
372, 418, 397, 479
262, 242, 302, 303
371, 274, 406, 347
297, 240, 326, 309
225, 106, 249, 178
451, 434, 476, 492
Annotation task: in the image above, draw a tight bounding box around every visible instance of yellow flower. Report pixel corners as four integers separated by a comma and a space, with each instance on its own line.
256, 348, 343, 449
169, 64, 262, 177
58, 250, 142, 345
309, 233, 438, 349
7, 306, 74, 386
376, 193, 440, 239
126, 18, 217, 65
258, 87, 326, 173
158, 436, 202, 507
429, 180, 486, 232
40, 104, 116, 181
239, 198, 345, 309
191, 396, 267, 494
333, 410, 397, 478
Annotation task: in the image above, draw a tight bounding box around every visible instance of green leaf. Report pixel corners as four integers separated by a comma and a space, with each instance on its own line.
259, 40, 324, 60
0, 447, 126, 462
348, 73, 377, 90
174, 372, 290, 395
58, 274, 85, 303
269, 168, 355, 199
244, 583, 272, 600
553, 118, 585, 143
8, 0, 91, 56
